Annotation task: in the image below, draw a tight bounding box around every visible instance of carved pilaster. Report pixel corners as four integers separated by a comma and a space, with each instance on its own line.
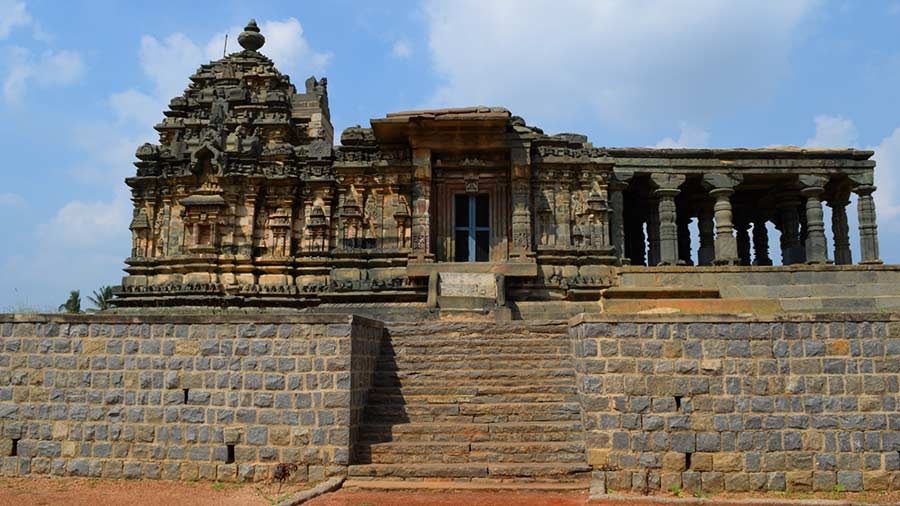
510, 147, 533, 257
609, 171, 632, 265
799, 175, 828, 265
410, 147, 432, 260
850, 173, 882, 265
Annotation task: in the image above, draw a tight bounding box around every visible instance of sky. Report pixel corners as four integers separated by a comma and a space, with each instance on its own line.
1, 0, 900, 310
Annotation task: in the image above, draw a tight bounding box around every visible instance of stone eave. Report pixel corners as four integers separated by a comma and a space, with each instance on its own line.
604, 147, 874, 161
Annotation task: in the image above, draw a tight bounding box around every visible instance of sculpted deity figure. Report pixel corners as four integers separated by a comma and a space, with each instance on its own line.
209, 89, 229, 132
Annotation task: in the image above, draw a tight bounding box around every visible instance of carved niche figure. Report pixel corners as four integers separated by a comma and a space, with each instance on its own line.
364, 192, 379, 248
209, 89, 229, 132
394, 194, 411, 249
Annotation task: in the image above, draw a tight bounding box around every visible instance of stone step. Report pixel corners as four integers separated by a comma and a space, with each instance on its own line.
365, 402, 580, 422
373, 360, 573, 373
359, 421, 584, 443
367, 384, 578, 397
372, 369, 575, 384
367, 392, 578, 405
342, 479, 588, 492
347, 462, 591, 480
602, 297, 782, 315
360, 441, 585, 464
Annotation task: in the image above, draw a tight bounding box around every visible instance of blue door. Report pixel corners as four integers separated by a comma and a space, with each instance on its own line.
454, 194, 490, 262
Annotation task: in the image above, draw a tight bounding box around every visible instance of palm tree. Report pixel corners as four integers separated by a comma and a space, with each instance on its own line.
88, 286, 114, 312
58, 290, 81, 314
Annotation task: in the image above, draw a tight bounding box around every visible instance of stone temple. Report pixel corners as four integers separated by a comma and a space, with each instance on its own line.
2, 20, 900, 496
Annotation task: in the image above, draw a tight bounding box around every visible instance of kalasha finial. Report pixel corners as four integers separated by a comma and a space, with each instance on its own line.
238, 19, 265, 51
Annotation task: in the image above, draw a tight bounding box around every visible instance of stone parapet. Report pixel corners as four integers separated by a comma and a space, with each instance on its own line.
0, 313, 382, 482
570, 313, 900, 495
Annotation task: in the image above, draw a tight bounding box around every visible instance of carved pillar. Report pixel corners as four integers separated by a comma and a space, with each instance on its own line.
511, 147, 533, 258
776, 192, 802, 265
647, 198, 660, 266
697, 202, 715, 266
651, 174, 685, 266
677, 212, 693, 266
703, 174, 742, 265
735, 220, 751, 266
851, 173, 882, 264
828, 196, 852, 265
752, 217, 772, 266
410, 147, 432, 260
609, 171, 632, 265
799, 175, 828, 265
625, 206, 646, 266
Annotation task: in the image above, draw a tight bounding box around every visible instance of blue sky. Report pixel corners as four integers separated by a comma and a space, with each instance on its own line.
1, 0, 900, 310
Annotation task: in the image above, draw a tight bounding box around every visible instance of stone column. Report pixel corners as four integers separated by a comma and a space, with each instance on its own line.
651, 174, 685, 266
697, 202, 715, 266
752, 217, 772, 266
510, 147, 533, 258
776, 192, 802, 265
647, 198, 661, 266
703, 173, 742, 265
735, 220, 751, 266
828, 196, 852, 265
799, 175, 828, 264
850, 173, 882, 264
677, 212, 693, 265
608, 172, 632, 265
410, 147, 432, 260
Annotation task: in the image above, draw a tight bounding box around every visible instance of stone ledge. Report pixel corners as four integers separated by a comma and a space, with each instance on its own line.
0, 313, 383, 328
570, 313, 898, 325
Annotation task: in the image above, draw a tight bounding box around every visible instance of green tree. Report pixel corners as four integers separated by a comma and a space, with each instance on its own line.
88, 286, 114, 312
58, 290, 81, 314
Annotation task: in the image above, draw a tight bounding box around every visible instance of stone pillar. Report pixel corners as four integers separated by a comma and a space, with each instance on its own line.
799, 175, 828, 265
703, 174, 742, 265
828, 196, 852, 265
608, 173, 631, 265
850, 173, 882, 264
647, 198, 660, 266
776, 192, 802, 265
752, 217, 772, 266
651, 174, 685, 266
736, 220, 751, 266
697, 203, 715, 266
626, 209, 646, 266
410, 147, 432, 260
677, 212, 693, 266
510, 147, 532, 258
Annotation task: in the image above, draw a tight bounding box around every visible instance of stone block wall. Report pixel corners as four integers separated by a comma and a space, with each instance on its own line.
0, 314, 382, 482
570, 314, 900, 495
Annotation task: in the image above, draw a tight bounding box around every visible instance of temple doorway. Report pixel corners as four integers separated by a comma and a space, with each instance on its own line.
453, 194, 490, 262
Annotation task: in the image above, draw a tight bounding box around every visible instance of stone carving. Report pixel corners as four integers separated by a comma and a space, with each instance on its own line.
117, 19, 884, 309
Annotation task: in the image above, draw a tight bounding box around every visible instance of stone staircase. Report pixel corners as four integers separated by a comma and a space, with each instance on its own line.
347, 321, 590, 488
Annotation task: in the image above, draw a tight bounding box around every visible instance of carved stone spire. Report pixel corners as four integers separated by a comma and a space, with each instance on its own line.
238, 19, 265, 51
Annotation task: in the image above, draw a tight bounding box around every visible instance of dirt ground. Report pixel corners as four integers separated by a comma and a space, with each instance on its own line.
2, 477, 899, 506
305, 489, 588, 506
0, 477, 300, 506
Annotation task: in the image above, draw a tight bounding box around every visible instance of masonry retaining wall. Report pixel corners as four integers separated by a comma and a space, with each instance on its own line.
570, 314, 900, 495
0, 314, 383, 483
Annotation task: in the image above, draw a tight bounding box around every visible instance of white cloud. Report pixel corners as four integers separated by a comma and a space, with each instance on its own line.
37, 191, 131, 249
424, 0, 817, 130
654, 122, 710, 148
391, 39, 412, 59
872, 127, 900, 220
0, 0, 31, 40
0, 192, 24, 207
804, 114, 858, 148
2, 46, 84, 104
